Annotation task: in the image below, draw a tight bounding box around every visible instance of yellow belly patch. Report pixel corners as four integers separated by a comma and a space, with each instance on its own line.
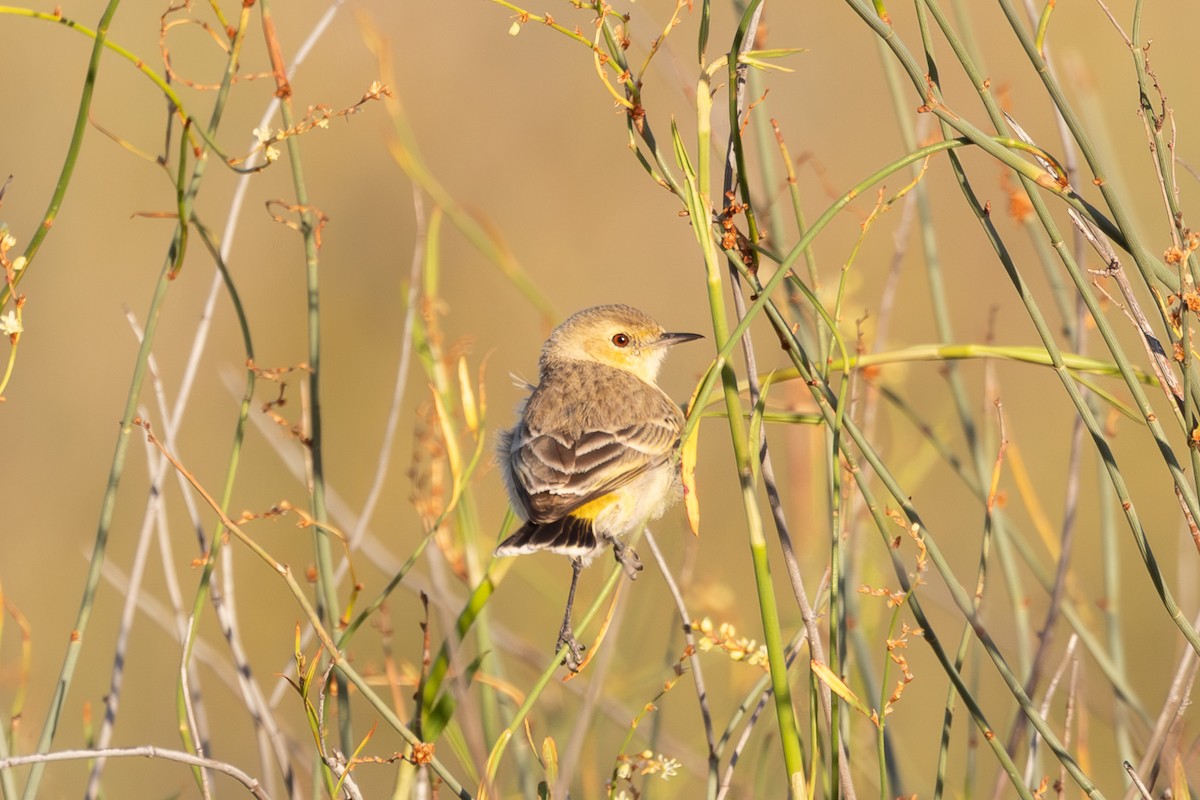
569, 493, 619, 521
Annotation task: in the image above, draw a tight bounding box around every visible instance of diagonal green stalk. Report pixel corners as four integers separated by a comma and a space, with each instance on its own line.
723, 34, 1109, 778
676, 127, 1113, 453
998, 0, 1199, 305
847, 0, 1180, 293
912, 0, 1185, 786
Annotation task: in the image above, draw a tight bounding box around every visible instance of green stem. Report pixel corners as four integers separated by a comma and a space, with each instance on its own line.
259, 0, 350, 757
0, 5, 266, 306
1, 2, 118, 302
690, 49, 804, 786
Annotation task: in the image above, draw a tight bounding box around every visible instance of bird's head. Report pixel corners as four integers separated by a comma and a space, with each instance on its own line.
541, 304, 703, 384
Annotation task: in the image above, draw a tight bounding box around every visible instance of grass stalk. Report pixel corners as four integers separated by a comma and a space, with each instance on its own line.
688, 47, 805, 788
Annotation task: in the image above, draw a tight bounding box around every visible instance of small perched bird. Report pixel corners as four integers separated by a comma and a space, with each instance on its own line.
494, 304, 702, 671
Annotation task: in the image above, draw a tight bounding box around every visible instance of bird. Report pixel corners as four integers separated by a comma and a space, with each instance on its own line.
494, 304, 702, 671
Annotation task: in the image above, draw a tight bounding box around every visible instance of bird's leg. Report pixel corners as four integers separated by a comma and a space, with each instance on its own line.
556, 557, 586, 672
611, 537, 644, 580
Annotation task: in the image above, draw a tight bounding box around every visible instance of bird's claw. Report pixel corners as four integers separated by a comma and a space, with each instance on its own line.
556, 625, 586, 672
612, 541, 644, 581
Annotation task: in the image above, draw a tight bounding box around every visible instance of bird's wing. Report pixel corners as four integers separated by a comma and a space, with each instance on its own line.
509, 413, 681, 524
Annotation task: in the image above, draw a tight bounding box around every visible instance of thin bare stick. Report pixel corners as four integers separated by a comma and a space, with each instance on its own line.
137, 421, 470, 796
1068, 208, 1184, 408
95, 560, 246, 696
644, 530, 716, 758
137, 421, 340, 656
1091, 0, 1134, 48
1, 747, 269, 799
255, 180, 425, 714
114, 309, 297, 799
1120, 607, 1200, 800
1123, 761, 1153, 800
170, 0, 346, 459
86, 423, 183, 797
1024, 634, 1078, 786
116, 6, 348, 797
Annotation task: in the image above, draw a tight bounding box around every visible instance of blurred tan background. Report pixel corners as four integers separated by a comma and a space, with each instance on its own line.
3, 0, 1200, 796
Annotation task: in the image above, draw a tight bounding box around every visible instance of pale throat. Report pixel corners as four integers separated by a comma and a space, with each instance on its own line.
586, 341, 667, 383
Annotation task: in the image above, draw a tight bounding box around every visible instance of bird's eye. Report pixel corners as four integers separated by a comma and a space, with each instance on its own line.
612, 333, 631, 348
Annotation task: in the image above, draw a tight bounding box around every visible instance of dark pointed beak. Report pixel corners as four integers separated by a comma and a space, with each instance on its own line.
656, 331, 704, 348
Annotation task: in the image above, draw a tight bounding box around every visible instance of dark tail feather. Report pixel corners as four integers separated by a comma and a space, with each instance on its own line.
494, 516, 599, 558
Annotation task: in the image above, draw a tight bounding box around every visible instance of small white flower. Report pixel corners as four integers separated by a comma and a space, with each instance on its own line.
265, 146, 281, 164
658, 756, 680, 780
1, 233, 15, 249
10, 256, 25, 272
0, 310, 22, 335
253, 125, 273, 144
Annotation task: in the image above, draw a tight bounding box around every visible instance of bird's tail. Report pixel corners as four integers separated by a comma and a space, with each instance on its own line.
494, 516, 599, 558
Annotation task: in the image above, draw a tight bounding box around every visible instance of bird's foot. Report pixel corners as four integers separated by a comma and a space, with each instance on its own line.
612, 540, 644, 581
556, 624, 586, 673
